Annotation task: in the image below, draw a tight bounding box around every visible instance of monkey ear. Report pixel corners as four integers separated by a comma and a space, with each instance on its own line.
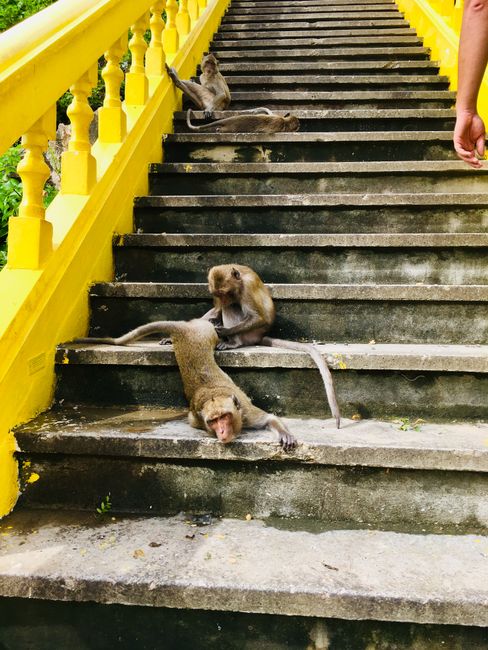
232, 394, 241, 410
231, 267, 241, 280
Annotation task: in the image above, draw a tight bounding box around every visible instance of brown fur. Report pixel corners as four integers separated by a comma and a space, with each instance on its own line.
73, 319, 297, 450
166, 53, 230, 119
186, 108, 300, 133
203, 264, 341, 428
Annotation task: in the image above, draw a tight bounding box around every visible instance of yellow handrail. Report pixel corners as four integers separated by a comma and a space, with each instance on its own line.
395, 0, 488, 120
0, 0, 230, 517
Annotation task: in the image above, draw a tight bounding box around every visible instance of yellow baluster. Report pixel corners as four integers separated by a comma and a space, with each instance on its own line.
176, 0, 191, 42
188, 0, 200, 28
7, 108, 55, 269
126, 14, 150, 105
163, 0, 179, 61
99, 36, 127, 143
452, 0, 464, 33
197, 0, 208, 15
61, 66, 98, 195
146, 2, 166, 76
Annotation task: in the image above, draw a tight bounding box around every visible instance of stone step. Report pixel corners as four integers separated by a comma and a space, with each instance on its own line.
86, 282, 488, 344
208, 74, 448, 89
223, 8, 400, 19
173, 108, 454, 132
216, 16, 410, 31
114, 236, 487, 285
54, 342, 488, 419
15, 408, 488, 532
2, 510, 488, 626
219, 18, 410, 31
228, 0, 398, 9
214, 60, 440, 74
212, 46, 431, 61
164, 131, 455, 163
148, 161, 487, 195
204, 90, 454, 109
134, 192, 488, 233
212, 36, 423, 49
214, 27, 417, 39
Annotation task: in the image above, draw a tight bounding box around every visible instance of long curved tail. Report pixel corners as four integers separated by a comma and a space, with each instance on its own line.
261, 337, 341, 428
73, 321, 183, 346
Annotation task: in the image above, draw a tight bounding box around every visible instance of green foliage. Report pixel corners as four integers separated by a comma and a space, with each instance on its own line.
0, 145, 22, 268
96, 494, 112, 515
0, 0, 57, 33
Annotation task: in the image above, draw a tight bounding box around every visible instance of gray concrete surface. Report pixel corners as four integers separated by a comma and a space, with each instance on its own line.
0, 510, 487, 625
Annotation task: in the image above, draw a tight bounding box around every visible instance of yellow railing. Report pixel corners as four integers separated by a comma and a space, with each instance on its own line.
395, 0, 488, 118
0, 0, 230, 516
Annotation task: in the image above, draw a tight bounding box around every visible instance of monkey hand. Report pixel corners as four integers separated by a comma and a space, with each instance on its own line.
216, 339, 240, 351
159, 337, 172, 345
214, 324, 230, 337
203, 109, 215, 120
279, 431, 297, 452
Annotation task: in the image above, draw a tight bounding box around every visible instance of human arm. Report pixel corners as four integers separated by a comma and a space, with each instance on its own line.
454, 0, 488, 167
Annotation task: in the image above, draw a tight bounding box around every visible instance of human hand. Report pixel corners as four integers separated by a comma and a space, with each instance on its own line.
453, 110, 486, 168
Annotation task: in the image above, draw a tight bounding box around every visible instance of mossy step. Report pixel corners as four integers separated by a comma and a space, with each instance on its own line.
56, 342, 488, 374
86, 282, 488, 344
214, 27, 416, 39
212, 36, 423, 48
1, 510, 487, 625
16, 407, 488, 472
220, 19, 410, 31
15, 409, 488, 531
211, 47, 431, 60
148, 161, 487, 194
213, 61, 440, 73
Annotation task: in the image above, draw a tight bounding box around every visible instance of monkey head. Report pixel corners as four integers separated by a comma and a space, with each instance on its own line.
202, 394, 242, 444
208, 264, 246, 306
283, 113, 300, 132
201, 53, 219, 74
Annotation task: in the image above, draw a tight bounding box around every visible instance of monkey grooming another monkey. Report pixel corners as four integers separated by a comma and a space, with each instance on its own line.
166, 53, 230, 119
74, 319, 297, 451
186, 108, 300, 133
202, 264, 341, 429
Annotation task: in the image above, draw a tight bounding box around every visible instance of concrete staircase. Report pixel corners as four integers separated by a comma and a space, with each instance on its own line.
1, 0, 488, 647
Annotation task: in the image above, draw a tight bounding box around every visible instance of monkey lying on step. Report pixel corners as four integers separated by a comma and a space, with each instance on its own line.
74, 319, 297, 451
186, 108, 300, 133
166, 53, 230, 119
203, 264, 341, 428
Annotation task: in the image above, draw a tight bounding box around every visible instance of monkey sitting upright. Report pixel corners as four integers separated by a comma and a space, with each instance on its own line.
202, 264, 341, 428
74, 319, 297, 451
186, 108, 300, 133
166, 53, 230, 119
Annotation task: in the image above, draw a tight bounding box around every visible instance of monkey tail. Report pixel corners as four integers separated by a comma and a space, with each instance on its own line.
186, 108, 198, 131
73, 321, 184, 346
261, 337, 341, 429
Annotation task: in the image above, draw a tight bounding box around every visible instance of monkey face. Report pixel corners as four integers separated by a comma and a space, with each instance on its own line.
208, 265, 243, 304
201, 53, 218, 74
203, 395, 242, 443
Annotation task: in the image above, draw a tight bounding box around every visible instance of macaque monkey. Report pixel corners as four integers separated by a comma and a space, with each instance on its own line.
186, 108, 300, 133
166, 53, 231, 119
203, 264, 341, 428
73, 319, 297, 451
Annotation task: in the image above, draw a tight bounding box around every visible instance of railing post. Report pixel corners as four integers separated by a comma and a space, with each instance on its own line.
61, 65, 98, 194
188, 0, 200, 28
7, 108, 55, 269
146, 2, 166, 76
125, 14, 150, 105
176, 0, 191, 42
99, 36, 127, 143
163, 0, 179, 61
